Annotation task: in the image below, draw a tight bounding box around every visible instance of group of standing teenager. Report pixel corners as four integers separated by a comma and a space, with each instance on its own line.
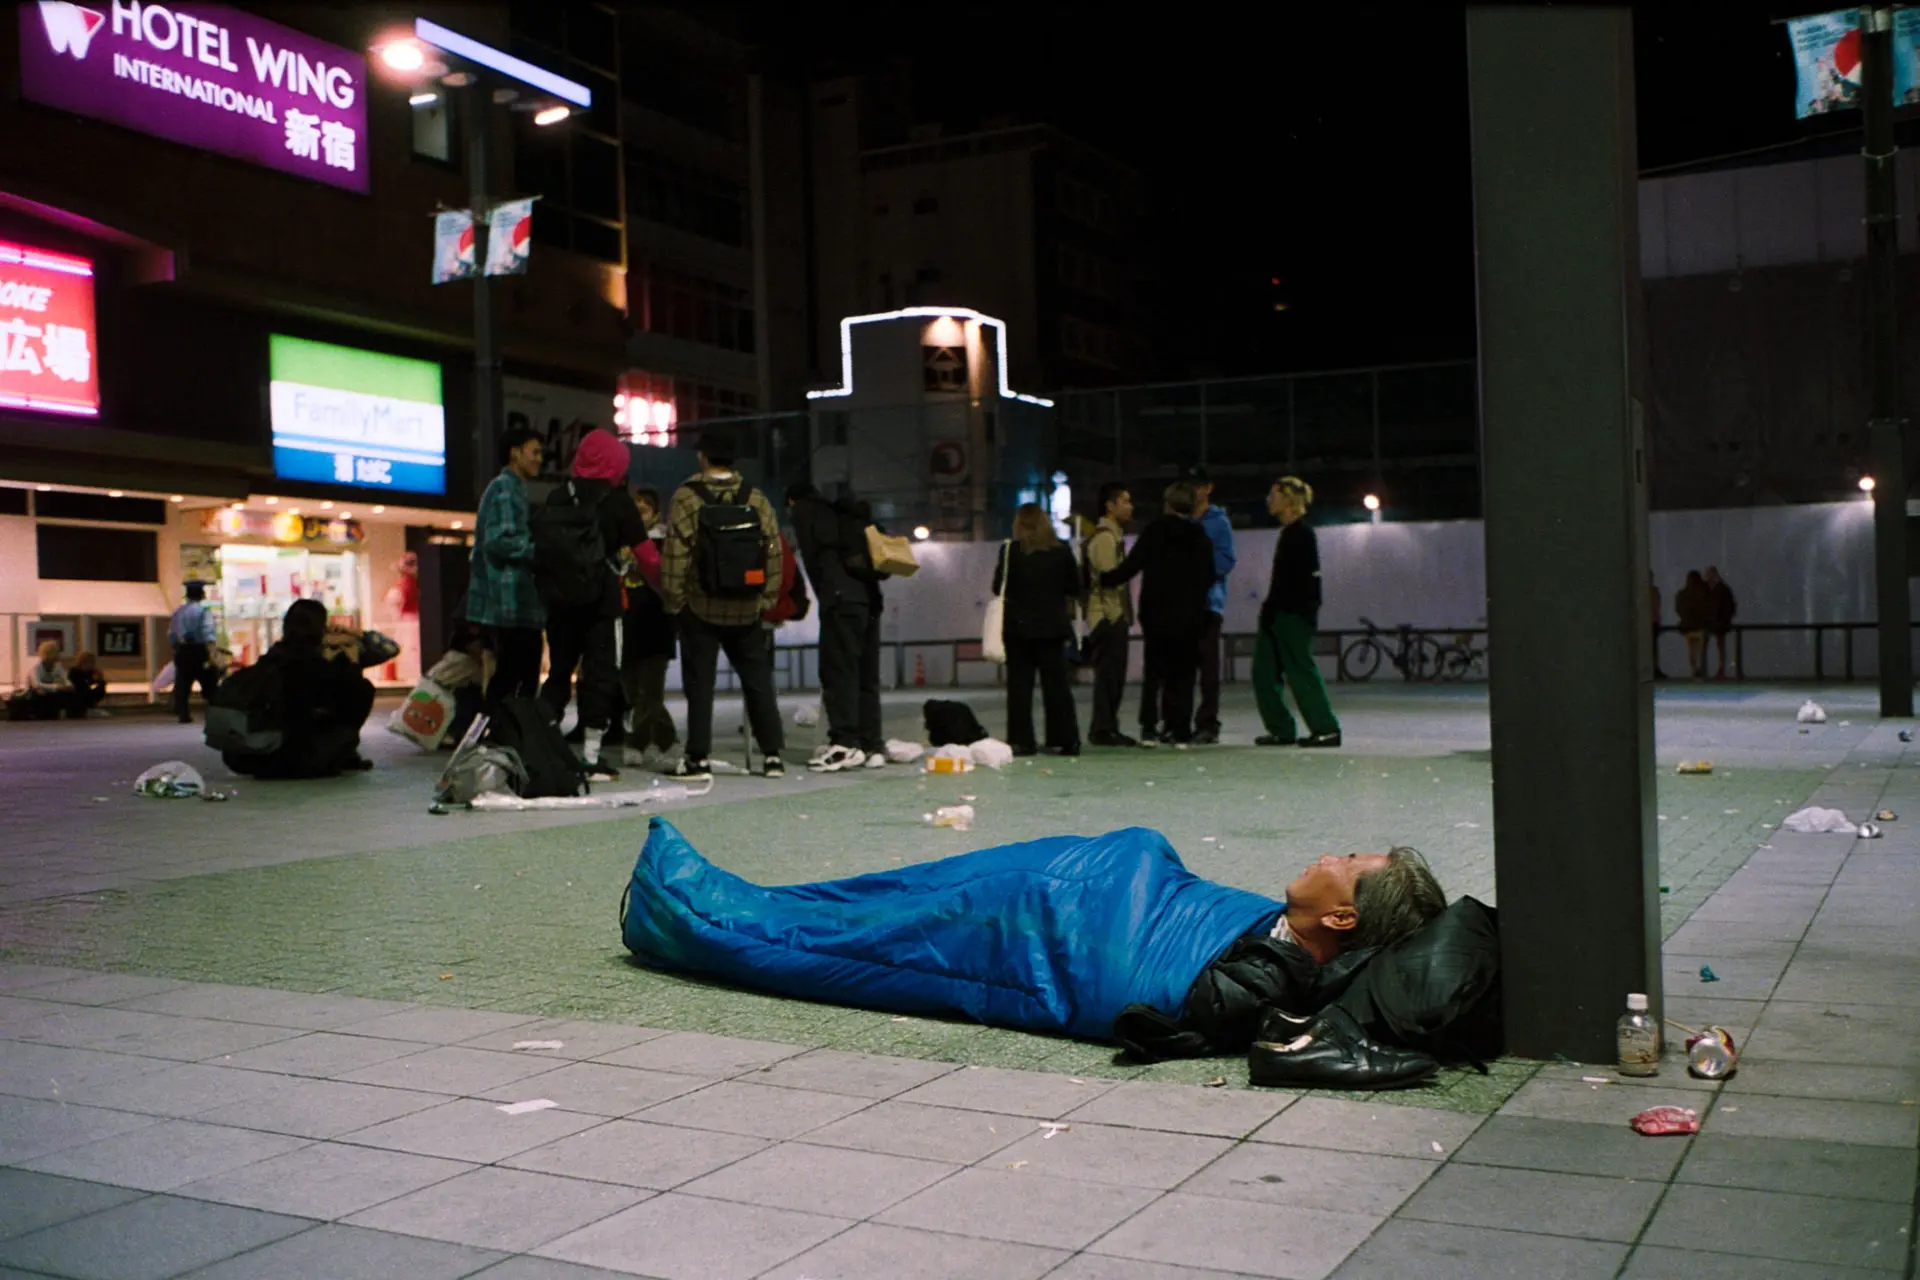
994, 470, 1343, 754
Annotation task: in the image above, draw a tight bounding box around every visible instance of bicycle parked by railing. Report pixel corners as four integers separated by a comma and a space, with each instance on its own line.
1340, 617, 1443, 682
1436, 622, 1489, 681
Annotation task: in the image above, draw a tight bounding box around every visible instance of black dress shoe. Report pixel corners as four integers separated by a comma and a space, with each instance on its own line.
1298, 731, 1343, 749
1247, 1005, 1439, 1091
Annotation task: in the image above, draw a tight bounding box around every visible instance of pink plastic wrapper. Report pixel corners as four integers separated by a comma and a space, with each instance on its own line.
1630, 1105, 1701, 1136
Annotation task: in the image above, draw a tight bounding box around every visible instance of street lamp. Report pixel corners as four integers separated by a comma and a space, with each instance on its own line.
374, 20, 591, 506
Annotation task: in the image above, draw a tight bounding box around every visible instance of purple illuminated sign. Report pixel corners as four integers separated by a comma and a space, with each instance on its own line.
19, 1, 368, 194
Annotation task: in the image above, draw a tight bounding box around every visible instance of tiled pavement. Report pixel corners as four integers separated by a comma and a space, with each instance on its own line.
0, 685, 1916, 1277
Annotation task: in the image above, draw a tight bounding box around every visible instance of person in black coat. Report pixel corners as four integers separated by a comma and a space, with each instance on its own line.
615, 487, 679, 765
789, 483, 886, 771
1099, 480, 1216, 744
223, 599, 376, 780
991, 503, 1083, 755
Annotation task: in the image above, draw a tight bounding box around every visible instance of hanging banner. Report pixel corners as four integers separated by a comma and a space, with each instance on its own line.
431, 209, 474, 284
1789, 9, 1920, 118
484, 197, 536, 277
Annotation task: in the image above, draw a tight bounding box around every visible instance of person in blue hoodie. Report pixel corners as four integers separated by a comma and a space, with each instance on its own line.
1185, 466, 1236, 744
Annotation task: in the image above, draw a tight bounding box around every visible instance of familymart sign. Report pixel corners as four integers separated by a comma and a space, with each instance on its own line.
19, 1, 369, 193
269, 335, 447, 495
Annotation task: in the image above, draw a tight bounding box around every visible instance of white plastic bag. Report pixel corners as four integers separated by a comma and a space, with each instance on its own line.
886, 738, 926, 763
134, 760, 204, 798
969, 737, 1014, 769
151, 662, 176, 694
981, 541, 1010, 665
387, 677, 458, 750
792, 702, 822, 728
1797, 700, 1828, 724
1781, 806, 1856, 834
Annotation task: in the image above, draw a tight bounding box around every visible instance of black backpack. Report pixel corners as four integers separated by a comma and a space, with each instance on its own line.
532, 481, 609, 608
1331, 896, 1504, 1067
923, 698, 989, 747
485, 696, 587, 798
204, 658, 286, 756
689, 480, 770, 598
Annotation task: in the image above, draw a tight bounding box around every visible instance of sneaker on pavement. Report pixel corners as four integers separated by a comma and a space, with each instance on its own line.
763, 755, 787, 778
584, 758, 621, 783
810, 745, 865, 772
807, 743, 837, 767
1299, 731, 1343, 749
861, 750, 887, 769
666, 757, 712, 782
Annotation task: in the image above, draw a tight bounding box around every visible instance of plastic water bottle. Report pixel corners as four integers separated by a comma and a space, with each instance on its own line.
1616, 993, 1659, 1077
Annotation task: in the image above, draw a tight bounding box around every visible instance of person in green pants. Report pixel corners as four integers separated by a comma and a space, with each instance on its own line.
1253, 476, 1342, 748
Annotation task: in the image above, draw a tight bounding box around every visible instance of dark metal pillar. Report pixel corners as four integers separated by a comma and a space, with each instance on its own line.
467, 81, 501, 507
1467, 7, 1661, 1061
1863, 6, 1911, 716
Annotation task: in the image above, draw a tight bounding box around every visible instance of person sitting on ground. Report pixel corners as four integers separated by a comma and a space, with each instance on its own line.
24, 641, 72, 719
427, 622, 493, 747
221, 599, 377, 779
67, 651, 109, 718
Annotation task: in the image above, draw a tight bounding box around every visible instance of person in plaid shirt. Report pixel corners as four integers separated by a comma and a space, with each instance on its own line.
466, 426, 546, 706
658, 424, 785, 782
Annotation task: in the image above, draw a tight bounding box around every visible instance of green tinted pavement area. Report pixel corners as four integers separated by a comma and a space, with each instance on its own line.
0, 686, 1857, 1113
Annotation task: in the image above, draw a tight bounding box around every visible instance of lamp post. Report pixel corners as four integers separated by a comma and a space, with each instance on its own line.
374, 20, 591, 507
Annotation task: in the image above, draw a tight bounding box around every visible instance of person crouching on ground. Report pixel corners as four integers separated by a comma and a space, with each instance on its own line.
24, 641, 72, 719
223, 599, 376, 779
67, 651, 109, 718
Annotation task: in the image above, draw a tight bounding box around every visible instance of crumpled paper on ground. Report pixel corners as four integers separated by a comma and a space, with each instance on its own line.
886, 739, 926, 763
792, 703, 821, 727
1797, 700, 1828, 724
969, 738, 1014, 769
469, 779, 713, 810
1781, 805, 1856, 835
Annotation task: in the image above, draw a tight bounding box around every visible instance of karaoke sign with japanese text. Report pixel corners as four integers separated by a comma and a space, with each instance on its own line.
19, 1, 369, 194
0, 241, 99, 417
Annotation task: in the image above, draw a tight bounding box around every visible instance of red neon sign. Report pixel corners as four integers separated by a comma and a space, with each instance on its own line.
0, 239, 99, 417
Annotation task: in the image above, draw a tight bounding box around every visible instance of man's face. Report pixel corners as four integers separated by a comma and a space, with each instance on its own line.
509, 438, 544, 479
1286, 852, 1390, 925
1108, 491, 1133, 524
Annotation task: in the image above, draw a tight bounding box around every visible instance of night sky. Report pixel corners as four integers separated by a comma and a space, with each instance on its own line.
744, 3, 1874, 379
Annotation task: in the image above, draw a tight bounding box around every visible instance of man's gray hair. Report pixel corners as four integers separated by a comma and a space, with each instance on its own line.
1350, 847, 1446, 950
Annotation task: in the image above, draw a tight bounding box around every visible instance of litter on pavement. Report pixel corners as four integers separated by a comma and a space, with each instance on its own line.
885, 739, 926, 763
1675, 760, 1714, 775
511, 1040, 566, 1051
133, 760, 206, 799
1797, 700, 1828, 723
496, 1099, 558, 1115
1781, 806, 1858, 835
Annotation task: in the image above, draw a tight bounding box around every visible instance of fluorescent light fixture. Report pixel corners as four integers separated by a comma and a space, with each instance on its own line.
413, 18, 592, 108
408, 91, 439, 107
806, 307, 1055, 407
264, 496, 278, 505
320, 501, 334, 510
169, 495, 183, 503
450, 519, 463, 529
533, 105, 570, 126
108, 490, 123, 497
381, 41, 425, 71
372, 505, 386, 514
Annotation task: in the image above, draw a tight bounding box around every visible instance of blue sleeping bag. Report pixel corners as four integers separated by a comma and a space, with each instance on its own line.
621, 817, 1284, 1040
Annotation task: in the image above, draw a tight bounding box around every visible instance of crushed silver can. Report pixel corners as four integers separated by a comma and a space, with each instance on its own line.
1686, 1025, 1739, 1080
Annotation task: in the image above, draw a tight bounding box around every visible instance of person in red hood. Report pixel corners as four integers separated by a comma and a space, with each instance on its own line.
539, 428, 647, 778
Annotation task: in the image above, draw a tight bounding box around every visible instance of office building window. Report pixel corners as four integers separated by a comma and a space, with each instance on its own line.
621, 40, 743, 141
508, 1, 623, 266
639, 264, 755, 353
626, 149, 745, 246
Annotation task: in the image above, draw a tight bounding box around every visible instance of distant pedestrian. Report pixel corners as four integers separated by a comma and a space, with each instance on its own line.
659, 424, 786, 782
1649, 572, 1665, 679
167, 581, 221, 724
1253, 476, 1341, 748
1099, 481, 1215, 745
994, 503, 1084, 756
537, 428, 646, 780
1185, 466, 1236, 745
1705, 566, 1737, 680
467, 425, 546, 708
788, 483, 884, 772
1083, 482, 1138, 748
618, 488, 679, 769
1675, 570, 1712, 680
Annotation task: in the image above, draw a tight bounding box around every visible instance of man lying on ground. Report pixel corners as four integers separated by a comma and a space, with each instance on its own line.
622, 820, 1458, 1088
